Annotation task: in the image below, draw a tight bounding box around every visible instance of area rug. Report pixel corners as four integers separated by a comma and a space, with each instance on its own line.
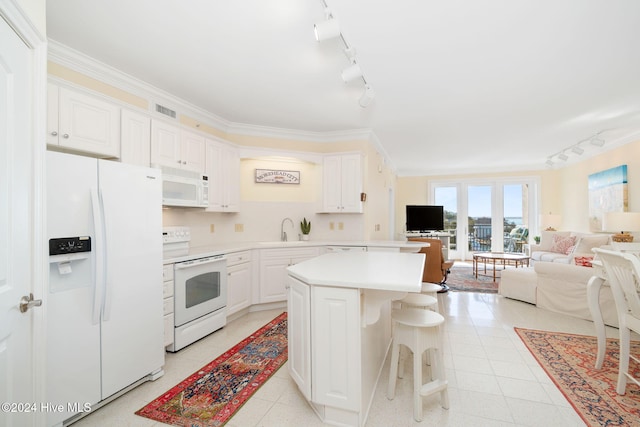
447, 266, 499, 293
516, 328, 640, 427
136, 312, 288, 427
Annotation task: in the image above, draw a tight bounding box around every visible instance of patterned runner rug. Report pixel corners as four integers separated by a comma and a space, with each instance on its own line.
516, 328, 640, 427
136, 312, 288, 427
447, 266, 499, 293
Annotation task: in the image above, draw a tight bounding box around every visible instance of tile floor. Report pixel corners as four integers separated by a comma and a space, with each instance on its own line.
72, 290, 622, 427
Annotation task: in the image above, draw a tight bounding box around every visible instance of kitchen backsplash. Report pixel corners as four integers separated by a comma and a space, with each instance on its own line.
162, 201, 365, 248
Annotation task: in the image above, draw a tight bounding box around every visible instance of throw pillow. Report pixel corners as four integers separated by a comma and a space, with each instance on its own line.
573, 235, 611, 254
574, 256, 594, 267
550, 235, 576, 255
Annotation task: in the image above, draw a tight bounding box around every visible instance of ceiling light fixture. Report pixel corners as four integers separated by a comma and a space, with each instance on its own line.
359, 84, 375, 108
315, 1, 374, 107
591, 136, 605, 147
314, 17, 340, 41
341, 62, 363, 83
557, 152, 569, 161
545, 159, 554, 167
571, 145, 584, 155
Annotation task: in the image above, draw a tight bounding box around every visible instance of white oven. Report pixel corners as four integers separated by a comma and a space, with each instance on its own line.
168, 254, 227, 352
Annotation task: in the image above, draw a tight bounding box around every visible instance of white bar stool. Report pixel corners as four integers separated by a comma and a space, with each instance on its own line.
387, 307, 449, 422
400, 292, 438, 310
421, 282, 443, 313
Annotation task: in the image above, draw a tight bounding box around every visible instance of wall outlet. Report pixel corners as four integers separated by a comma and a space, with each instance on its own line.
329, 222, 335, 230
235, 223, 244, 232
375, 224, 380, 232
210, 224, 215, 233
338, 222, 344, 230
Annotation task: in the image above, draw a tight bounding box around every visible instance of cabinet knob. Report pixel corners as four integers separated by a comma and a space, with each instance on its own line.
51, 131, 58, 136
62, 134, 69, 139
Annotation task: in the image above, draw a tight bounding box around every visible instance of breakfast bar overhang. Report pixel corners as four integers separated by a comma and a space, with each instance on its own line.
286, 251, 426, 427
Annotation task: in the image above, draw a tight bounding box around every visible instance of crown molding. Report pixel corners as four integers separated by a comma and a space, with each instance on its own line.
47, 40, 395, 169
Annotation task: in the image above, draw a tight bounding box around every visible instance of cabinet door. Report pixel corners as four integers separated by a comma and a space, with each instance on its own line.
58, 87, 121, 158
287, 276, 311, 400
226, 263, 251, 316
180, 130, 206, 173
339, 154, 363, 213
311, 286, 360, 410
151, 120, 181, 168
205, 140, 240, 212
259, 257, 290, 303
322, 155, 342, 212
222, 146, 240, 211
46, 83, 59, 146
120, 109, 151, 166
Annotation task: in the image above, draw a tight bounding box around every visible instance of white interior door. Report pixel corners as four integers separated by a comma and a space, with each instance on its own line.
0, 15, 39, 427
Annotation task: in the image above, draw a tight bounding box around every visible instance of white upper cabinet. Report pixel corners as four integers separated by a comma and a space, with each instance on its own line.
205, 139, 240, 212
150, 120, 205, 173
47, 83, 121, 158
120, 109, 151, 167
322, 153, 363, 213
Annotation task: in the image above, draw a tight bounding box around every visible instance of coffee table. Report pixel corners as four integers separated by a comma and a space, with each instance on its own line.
472, 252, 530, 282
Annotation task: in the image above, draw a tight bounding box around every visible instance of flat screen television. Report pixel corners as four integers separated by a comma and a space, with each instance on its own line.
406, 205, 444, 232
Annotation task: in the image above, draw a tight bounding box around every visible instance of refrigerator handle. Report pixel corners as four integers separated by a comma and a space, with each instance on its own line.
100, 187, 113, 322
90, 187, 105, 325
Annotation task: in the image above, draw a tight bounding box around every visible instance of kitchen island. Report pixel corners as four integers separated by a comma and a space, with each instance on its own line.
286, 251, 425, 427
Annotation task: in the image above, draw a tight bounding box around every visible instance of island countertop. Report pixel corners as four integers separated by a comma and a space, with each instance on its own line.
286, 251, 425, 292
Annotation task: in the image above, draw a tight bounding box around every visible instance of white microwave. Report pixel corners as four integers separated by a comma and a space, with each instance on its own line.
155, 165, 209, 208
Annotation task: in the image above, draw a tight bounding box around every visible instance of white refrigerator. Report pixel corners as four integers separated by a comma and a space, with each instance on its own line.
46, 151, 164, 426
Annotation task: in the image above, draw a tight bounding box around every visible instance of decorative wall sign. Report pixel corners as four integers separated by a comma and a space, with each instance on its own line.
588, 164, 628, 231
255, 169, 300, 184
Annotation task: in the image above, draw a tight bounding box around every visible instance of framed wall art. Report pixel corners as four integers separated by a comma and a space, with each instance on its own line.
588, 164, 628, 231
255, 169, 300, 184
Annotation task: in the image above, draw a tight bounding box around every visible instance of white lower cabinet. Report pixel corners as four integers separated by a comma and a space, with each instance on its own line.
287, 276, 364, 425
258, 247, 319, 303
226, 250, 252, 316
162, 263, 175, 348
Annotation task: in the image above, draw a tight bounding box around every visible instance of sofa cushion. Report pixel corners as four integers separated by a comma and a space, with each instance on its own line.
573, 234, 611, 254
550, 235, 576, 254
539, 231, 571, 251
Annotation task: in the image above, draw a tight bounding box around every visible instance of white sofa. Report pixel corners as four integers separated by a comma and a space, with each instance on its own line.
501, 231, 618, 327
529, 230, 611, 264
500, 263, 618, 327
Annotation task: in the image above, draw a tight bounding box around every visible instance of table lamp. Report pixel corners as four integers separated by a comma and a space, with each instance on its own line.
602, 211, 640, 242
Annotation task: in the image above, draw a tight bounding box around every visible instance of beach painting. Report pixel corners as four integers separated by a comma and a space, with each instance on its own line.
588, 164, 628, 231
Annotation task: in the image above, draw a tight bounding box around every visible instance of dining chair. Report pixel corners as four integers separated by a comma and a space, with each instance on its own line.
592, 248, 640, 395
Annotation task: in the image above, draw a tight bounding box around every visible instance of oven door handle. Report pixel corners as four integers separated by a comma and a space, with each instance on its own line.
175, 256, 226, 269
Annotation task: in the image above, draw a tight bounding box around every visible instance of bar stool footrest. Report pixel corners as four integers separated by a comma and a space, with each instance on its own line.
420, 379, 447, 397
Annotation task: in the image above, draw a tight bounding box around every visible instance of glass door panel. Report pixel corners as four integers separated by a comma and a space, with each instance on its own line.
434, 186, 458, 258
503, 184, 529, 253
468, 185, 492, 255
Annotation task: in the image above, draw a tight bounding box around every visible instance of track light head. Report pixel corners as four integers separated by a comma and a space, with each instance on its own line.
314, 18, 340, 41
590, 136, 605, 147
341, 62, 362, 83
545, 159, 554, 167
359, 84, 375, 108
571, 146, 584, 155
557, 152, 569, 161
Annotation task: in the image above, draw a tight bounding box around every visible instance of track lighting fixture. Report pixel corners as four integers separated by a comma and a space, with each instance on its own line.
359, 84, 375, 108
571, 146, 584, 155
341, 62, 362, 83
590, 136, 605, 147
314, 18, 340, 41
545, 159, 554, 167
557, 152, 569, 161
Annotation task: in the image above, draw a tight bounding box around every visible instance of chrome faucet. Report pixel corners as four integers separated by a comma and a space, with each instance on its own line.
281, 217, 294, 241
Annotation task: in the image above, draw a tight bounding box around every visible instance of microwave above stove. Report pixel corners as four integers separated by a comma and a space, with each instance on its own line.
155, 165, 208, 208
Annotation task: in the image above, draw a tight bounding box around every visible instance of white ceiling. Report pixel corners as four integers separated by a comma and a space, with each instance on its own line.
46, 0, 640, 176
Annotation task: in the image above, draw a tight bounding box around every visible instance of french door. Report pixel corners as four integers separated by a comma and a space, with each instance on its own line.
432, 179, 538, 261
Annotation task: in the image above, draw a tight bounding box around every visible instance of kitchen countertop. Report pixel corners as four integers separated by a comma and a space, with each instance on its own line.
163, 239, 428, 264
286, 251, 425, 292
